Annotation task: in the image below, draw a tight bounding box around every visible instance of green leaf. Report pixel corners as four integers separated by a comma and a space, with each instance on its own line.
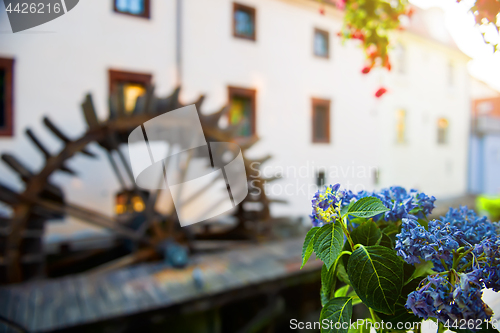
347, 319, 370, 333
381, 224, 400, 245
346, 197, 389, 219
301, 227, 319, 268
350, 219, 381, 246
336, 260, 351, 286
348, 217, 368, 228
313, 223, 344, 270
334, 285, 350, 298
376, 277, 422, 325
414, 260, 434, 278
346, 245, 404, 315
379, 233, 394, 249
320, 297, 353, 333
322, 264, 337, 302
403, 262, 416, 284
340, 201, 353, 217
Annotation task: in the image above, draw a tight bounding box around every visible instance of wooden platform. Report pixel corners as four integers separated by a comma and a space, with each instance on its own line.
0, 237, 322, 333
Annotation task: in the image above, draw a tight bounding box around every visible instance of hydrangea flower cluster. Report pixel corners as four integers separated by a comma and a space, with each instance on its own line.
396, 206, 500, 323
440, 206, 498, 244
310, 183, 344, 227
406, 271, 493, 322
342, 186, 436, 222
474, 236, 500, 291
396, 207, 500, 269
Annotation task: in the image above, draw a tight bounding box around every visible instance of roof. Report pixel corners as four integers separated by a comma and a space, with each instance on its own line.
405, 6, 461, 51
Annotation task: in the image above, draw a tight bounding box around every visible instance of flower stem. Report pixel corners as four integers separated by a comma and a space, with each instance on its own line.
453, 247, 474, 270
369, 308, 378, 325
440, 258, 449, 271
341, 216, 355, 249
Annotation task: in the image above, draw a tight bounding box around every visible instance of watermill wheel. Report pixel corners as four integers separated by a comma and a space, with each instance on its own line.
0, 86, 281, 285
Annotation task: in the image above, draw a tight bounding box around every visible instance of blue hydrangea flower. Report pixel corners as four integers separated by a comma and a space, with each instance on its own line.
396, 207, 500, 272
440, 206, 498, 244
395, 218, 435, 264
310, 183, 344, 227
473, 236, 500, 291
341, 186, 435, 222
406, 272, 493, 324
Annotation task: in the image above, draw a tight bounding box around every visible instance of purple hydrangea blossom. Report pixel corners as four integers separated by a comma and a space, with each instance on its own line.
396, 207, 500, 271
473, 236, 500, 291
406, 271, 493, 324
342, 186, 436, 222
395, 218, 435, 264
440, 206, 498, 244
310, 183, 344, 227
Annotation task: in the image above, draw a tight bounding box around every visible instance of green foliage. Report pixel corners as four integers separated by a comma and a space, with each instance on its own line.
346, 245, 404, 314
313, 223, 344, 270
349, 219, 382, 246
347, 319, 371, 333
375, 278, 422, 325
320, 297, 353, 333
304, 187, 500, 331
334, 285, 350, 298
340, 0, 409, 70
322, 263, 338, 303
301, 226, 319, 268
346, 197, 389, 219
379, 233, 393, 249
302, 194, 428, 331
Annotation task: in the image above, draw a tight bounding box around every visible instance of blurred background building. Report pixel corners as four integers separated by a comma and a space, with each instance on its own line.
1, 0, 500, 331
0, 0, 484, 227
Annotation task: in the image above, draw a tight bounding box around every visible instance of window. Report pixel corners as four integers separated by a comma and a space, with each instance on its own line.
314, 28, 329, 58
233, 3, 256, 41
114, 0, 150, 18
396, 109, 406, 144
437, 118, 449, 144
312, 98, 330, 143
0, 58, 14, 137
316, 170, 326, 187
228, 86, 256, 137
109, 69, 152, 114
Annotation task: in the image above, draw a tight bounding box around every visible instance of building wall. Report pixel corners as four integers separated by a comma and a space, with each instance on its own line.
0, 0, 177, 226
181, 0, 471, 218
0, 0, 472, 228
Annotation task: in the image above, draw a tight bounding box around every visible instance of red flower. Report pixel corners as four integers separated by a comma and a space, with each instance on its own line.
361, 66, 371, 74
352, 30, 365, 41
375, 87, 388, 98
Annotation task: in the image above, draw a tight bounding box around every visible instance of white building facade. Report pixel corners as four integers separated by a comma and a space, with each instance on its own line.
0, 0, 471, 227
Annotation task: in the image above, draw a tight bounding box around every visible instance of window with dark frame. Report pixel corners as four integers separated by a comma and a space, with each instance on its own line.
109, 69, 152, 114
316, 170, 326, 188
233, 3, 256, 41
114, 0, 150, 19
0, 58, 14, 137
312, 98, 330, 143
314, 28, 329, 58
228, 86, 256, 137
